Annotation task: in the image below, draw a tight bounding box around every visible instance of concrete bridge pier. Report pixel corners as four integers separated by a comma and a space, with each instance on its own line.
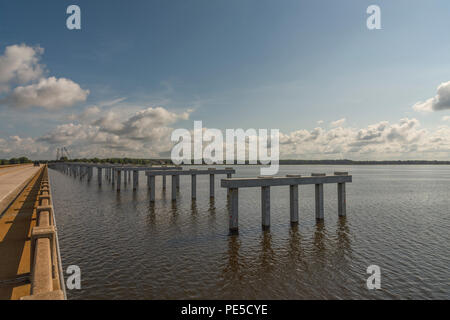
149, 176, 156, 202
229, 188, 239, 235
208, 168, 216, 198
97, 167, 102, 186
88, 167, 93, 182
133, 170, 138, 190
116, 170, 121, 191
191, 170, 197, 199
162, 175, 166, 189
171, 175, 177, 201
112, 168, 115, 185
261, 183, 271, 230
226, 168, 233, 197
312, 173, 325, 220
335, 172, 348, 217
287, 175, 301, 224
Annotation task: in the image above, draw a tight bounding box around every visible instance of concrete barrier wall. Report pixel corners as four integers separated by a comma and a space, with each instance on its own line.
21, 165, 65, 300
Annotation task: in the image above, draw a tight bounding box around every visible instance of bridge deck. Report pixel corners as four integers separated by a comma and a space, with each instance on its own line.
0, 166, 42, 299
0, 165, 41, 214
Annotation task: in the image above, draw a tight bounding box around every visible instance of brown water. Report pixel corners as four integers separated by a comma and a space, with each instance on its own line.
49, 165, 450, 299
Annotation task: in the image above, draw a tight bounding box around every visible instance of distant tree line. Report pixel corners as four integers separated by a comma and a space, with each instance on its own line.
47, 158, 450, 165
0, 157, 32, 165
52, 157, 172, 165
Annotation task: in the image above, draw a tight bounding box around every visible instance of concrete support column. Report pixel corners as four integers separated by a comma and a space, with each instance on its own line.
176, 175, 180, 190
229, 188, 239, 234
226, 169, 233, 197
312, 173, 325, 220
150, 176, 156, 202
315, 184, 324, 220
209, 174, 215, 198
171, 175, 177, 201
112, 168, 115, 185
289, 185, 299, 224
162, 175, 166, 189
191, 174, 196, 199
287, 175, 301, 224
97, 167, 102, 186
261, 186, 270, 229
334, 172, 348, 217
116, 170, 121, 192
133, 170, 138, 190
88, 167, 93, 181
147, 174, 151, 189
337, 183, 346, 216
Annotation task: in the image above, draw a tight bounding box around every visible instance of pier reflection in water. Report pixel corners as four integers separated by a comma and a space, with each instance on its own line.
49, 165, 450, 299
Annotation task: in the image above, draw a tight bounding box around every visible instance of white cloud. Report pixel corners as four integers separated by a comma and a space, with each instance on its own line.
330, 118, 346, 127
0, 44, 44, 93
413, 81, 450, 112
442, 115, 450, 122
0, 135, 49, 158
0, 44, 89, 110
280, 118, 449, 160
2, 112, 448, 161
31, 106, 193, 159
2, 77, 89, 109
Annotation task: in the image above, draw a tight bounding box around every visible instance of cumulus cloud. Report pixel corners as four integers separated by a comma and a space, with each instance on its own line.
1, 101, 449, 161
330, 118, 346, 127
0, 44, 44, 93
32, 106, 193, 159
413, 81, 450, 112
442, 116, 450, 122
0, 135, 49, 158
0, 44, 89, 109
280, 118, 448, 159
2, 77, 89, 109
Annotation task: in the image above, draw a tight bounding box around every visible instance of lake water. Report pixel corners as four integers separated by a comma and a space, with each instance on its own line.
49, 165, 450, 299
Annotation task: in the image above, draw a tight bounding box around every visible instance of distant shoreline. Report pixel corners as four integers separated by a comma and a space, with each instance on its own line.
25, 158, 450, 166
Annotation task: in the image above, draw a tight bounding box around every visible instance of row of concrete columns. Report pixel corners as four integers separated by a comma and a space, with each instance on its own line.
224, 172, 351, 234
145, 168, 235, 202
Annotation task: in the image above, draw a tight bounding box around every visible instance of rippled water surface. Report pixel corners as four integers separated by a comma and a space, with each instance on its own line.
49, 165, 450, 299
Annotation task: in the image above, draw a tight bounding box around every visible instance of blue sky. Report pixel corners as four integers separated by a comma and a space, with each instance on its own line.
0, 0, 450, 159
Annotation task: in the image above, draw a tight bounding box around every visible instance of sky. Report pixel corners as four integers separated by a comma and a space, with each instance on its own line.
0, 0, 449, 160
